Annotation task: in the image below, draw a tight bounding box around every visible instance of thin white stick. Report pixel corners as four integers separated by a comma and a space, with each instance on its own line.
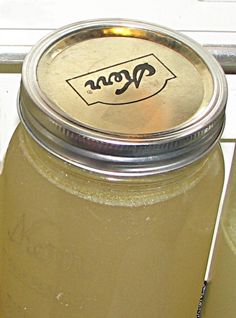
204, 142, 235, 282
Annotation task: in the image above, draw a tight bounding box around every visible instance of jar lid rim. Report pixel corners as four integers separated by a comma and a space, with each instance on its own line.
18, 18, 227, 176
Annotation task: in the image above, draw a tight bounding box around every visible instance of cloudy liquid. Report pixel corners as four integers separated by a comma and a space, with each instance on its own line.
0, 125, 224, 318
202, 148, 236, 318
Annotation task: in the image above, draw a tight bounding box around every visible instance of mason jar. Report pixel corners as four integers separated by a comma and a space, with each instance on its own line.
202, 148, 236, 318
0, 19, 227, 318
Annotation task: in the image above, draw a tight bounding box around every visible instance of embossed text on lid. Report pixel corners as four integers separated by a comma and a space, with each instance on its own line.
36, 27, 214, 135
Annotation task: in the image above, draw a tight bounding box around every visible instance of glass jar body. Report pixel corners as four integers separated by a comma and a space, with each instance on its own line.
202, 150, 236, 318
0, 125, 225, 318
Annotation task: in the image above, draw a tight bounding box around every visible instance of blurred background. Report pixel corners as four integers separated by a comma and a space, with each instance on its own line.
0, 0, 236, 31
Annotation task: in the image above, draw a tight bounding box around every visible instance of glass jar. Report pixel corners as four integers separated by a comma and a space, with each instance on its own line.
0, 19, 227, 318
202, 148, 236, 318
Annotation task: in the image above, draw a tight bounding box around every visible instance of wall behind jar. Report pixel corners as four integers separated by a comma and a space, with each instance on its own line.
0, 0, 236, 31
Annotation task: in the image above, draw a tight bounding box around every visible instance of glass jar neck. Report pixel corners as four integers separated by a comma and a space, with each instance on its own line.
17, 125, 222, 207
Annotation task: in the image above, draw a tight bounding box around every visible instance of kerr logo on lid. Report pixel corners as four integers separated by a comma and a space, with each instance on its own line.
66, 54, 176, 106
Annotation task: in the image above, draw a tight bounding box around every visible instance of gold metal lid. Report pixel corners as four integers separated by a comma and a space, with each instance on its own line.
19, 19, 227, 176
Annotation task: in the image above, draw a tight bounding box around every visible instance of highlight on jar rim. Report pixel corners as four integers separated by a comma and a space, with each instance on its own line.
18, 19, 227, 176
